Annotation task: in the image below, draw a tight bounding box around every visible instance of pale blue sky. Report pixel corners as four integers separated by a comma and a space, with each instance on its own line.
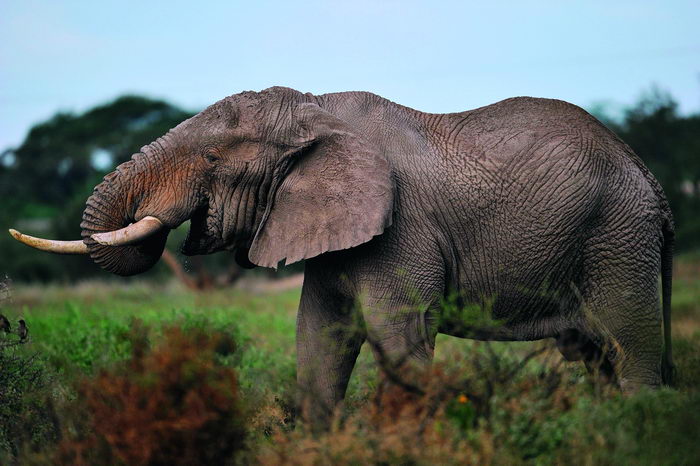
1, 0, 699, 151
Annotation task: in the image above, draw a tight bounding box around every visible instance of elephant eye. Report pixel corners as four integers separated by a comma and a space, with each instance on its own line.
204, 151, 221, 164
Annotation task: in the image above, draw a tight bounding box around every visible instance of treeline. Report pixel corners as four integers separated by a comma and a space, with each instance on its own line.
1, 89, 698, 282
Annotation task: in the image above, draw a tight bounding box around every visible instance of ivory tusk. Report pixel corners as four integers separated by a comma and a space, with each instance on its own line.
91, 216, 164, 246
8, 229, 89, 255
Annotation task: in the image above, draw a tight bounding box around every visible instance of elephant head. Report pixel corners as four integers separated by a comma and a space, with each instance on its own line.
11, 87, 394, 275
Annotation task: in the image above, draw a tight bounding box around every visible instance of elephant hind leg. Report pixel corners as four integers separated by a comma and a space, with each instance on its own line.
580, 337, 616, 385
577, 283, 663, 393
574, 196, 667, 393
556, 328, 590, 361
556, 329, 616, 384
580, 240, 663, 392
591, 328, 661, 393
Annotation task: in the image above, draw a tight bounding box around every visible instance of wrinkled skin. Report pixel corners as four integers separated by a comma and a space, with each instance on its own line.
78, 87, 674, 424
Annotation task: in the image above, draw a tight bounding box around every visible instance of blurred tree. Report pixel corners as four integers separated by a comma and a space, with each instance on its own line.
1, 95, 193, 214
0, 96, 195, 281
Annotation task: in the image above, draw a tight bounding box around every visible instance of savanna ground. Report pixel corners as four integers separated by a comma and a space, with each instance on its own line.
1, 254, 699, 465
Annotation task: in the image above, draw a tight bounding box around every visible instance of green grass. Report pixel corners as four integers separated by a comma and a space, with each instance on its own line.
5, 282, 300, 393
1, 262, 699, 464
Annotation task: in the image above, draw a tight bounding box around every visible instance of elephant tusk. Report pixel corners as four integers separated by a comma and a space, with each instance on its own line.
91, 216, 164, 246
8, 229, 89, 254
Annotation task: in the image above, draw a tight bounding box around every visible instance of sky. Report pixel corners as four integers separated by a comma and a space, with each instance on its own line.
1, 0, 699, 151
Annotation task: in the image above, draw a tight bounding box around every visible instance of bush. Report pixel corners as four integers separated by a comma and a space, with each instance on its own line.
258, 342, 580, 464
0, 334, 59, 462
57, 324, 246, 465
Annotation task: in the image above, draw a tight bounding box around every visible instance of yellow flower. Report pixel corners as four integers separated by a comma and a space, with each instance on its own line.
457, 394, 468, 404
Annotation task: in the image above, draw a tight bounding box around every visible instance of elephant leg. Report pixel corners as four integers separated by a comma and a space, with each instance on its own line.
581, 232, 663, 393
296, 265, 365, 428
582, 320, 662, 393
580, 334, 617, 385
605, 320, 662, 393
357, 245, 445, 395
556, 328, 615, 384
360, 280, 442, 394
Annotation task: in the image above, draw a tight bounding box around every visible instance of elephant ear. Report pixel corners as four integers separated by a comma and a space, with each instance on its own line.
249, 103, 394, 268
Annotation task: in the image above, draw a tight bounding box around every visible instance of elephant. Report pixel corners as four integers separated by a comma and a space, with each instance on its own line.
11, 86, 674, 423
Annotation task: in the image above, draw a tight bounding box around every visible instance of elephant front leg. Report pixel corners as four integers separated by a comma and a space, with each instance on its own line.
362, 295, 439, 396
296, 277, 365, 429
357, 249, 445, 397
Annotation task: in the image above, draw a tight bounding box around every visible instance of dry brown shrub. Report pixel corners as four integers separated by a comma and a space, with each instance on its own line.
257, 342, 595, 465
57, 325, 245, 465
258, 377, 481, 465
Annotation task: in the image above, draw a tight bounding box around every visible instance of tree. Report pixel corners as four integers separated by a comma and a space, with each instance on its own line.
1, 96, 194, 213
0, 96, 195, 281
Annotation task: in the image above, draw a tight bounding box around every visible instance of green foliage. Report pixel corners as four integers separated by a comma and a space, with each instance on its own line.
674, 334, 700, 390
555, 389, 700, 465
1, 96, 193, 209
0, 338, 58, 461
445, 394, 476, 430
438, 293, 504, 336
1, 285, 300, 464
0, 258, 698, 464
9, 285, 300, 391
28, 303, 134, 371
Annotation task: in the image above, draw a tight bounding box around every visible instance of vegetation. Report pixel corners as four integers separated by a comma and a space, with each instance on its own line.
0, 254, 698, 464
57, 326, 246, 465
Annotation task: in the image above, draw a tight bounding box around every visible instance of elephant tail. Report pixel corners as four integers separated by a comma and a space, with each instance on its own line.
660, 218, 675, 386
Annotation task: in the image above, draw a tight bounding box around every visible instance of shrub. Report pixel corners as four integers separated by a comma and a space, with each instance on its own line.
0, 308, 59, 463
0, 342, 59, 462
57, 324, 246, 465
258, 342, 585, 465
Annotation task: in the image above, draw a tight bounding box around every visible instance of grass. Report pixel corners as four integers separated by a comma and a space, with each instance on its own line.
1, 256, 699, 464
6, 282, 300, 396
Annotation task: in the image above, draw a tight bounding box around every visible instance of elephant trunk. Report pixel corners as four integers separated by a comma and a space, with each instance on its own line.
80, 156, 169, 276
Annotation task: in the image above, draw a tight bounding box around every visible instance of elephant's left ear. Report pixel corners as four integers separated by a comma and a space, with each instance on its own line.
249, 103, 394, 268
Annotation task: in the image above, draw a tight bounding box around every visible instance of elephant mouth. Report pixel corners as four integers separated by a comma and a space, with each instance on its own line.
180, 202, 256, 268
181, 204, 222, 256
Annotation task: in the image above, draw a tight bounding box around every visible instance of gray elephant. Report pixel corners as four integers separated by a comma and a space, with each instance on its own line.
12, 87, 674, 422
